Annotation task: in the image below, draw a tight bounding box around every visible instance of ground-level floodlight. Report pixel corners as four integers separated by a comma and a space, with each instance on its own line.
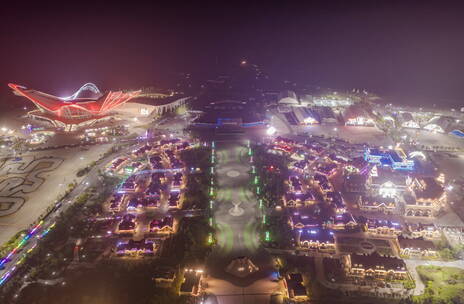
266, 126, 277, 136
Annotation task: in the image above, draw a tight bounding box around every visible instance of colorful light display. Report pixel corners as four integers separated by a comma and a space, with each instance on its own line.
0, 220, 56, 286
8, 83, 141, 130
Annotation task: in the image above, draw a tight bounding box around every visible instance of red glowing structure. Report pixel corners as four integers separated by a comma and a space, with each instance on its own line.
9, 83, 141, 131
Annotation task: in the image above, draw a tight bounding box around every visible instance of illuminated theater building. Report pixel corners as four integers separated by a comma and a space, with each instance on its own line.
9, 83, 141, 131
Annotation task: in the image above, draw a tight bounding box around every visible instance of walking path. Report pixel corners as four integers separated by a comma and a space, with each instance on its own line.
204, 140, 280, 304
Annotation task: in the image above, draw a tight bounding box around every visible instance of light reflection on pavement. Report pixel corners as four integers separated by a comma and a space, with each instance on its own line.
204, 140, 281, 304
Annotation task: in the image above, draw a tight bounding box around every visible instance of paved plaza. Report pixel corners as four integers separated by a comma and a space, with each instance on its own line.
0, 144, 111, 245
0, 156, 63, 216
204, 140, 279, 304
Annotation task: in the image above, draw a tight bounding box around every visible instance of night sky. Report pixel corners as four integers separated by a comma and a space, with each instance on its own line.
1, 0, 463, 106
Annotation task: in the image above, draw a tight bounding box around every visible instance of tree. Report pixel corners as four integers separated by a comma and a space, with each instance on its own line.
11, 137, 26, 156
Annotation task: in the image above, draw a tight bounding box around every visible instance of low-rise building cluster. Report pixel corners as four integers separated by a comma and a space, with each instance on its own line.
106, 138, 193, 257
267, 134, 451, 294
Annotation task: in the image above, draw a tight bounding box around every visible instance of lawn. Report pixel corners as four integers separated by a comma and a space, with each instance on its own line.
415, 265, 464, 304
15, 260, 190, 304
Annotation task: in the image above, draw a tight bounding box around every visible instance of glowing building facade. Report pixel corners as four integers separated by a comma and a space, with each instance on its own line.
9, 83, 141, 131
364, 148, 414, 171
400, 112, 420, 129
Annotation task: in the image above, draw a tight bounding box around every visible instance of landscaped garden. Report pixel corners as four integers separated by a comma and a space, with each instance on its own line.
414, 265, 464, 304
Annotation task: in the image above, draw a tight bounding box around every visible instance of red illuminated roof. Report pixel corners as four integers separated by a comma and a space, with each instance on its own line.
9, 83, 141, 117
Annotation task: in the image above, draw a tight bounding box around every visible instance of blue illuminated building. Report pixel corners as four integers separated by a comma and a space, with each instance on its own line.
364, 148, 414, 171
450, 129, 464, 138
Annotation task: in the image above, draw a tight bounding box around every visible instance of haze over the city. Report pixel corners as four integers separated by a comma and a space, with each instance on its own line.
2, 1, 464, 304
1, 1, 464, 106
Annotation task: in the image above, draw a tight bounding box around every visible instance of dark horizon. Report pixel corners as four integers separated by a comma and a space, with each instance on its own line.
1, 1, 464, 107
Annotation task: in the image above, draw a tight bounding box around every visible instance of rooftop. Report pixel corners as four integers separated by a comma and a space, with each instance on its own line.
371, 168, 409, 186
299, 228, 334, 243
362, 195, 397, 207
407, 222, 437, 232
116, 239, 154, 253
350, 252, 406, 271
180, 270, 201, 294
412, 177, 444, 200
398, 236, 436, 251
366, 218, 402, 230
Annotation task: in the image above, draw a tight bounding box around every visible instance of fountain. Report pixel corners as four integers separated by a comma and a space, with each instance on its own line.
226, 170, 240, 178
229, 201, 244, 216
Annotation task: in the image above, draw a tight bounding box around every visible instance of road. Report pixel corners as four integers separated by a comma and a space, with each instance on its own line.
204, 140, 280, 304
0, 111, 202, 288
0, 142, 136, 286
0, 113, 199, 287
